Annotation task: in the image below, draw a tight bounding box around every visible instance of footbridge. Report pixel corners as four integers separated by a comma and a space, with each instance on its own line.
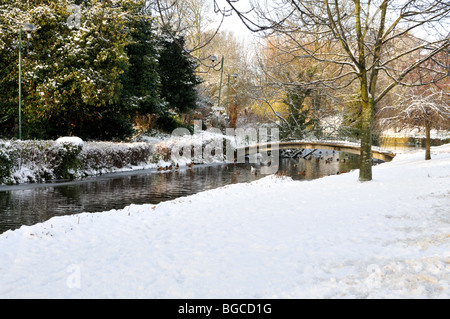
237, 140, 396, 162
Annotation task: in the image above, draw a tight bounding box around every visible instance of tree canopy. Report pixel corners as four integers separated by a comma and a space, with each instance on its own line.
0, 0, 201, 140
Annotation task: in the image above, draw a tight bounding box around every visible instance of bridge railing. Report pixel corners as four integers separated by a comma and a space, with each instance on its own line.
227, 125, 395, 155
280, 128, 394, 153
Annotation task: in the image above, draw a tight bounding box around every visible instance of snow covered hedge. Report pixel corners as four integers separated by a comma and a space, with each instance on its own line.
0, 141, 17, 185
0, 138, 156, 185
153, 130, 233, 165
79, 141, 156, 175
0, 140, 57, 184
0, 132, 237, 185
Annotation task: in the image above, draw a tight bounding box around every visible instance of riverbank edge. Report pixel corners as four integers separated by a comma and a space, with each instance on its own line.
0, 139, 162, 185
2, 131, 441, 186
0, 131, 239, 185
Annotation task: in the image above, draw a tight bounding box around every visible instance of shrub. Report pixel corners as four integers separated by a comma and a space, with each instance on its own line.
1, 137, 158, 184
53, 137, 84, 180
156, 115, 193, 134
78, 142, 154, 173
0, 141, 17, 185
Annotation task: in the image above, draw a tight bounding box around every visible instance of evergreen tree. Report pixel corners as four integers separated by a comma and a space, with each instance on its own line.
0, 1, 203, 139
157, 31, 202, 115
119, 14, 162, 117
0, 0, 139, 139
0, 0, 30, 136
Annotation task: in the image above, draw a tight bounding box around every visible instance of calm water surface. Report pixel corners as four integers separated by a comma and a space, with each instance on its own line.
0, 151, 362, 234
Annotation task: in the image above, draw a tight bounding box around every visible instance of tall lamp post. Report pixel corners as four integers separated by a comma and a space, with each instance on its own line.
209, 55, 225, 127
209, 55, 238, 127
18, 23, 36, 140
209, 55, 225, 109
226, 73, 238, 126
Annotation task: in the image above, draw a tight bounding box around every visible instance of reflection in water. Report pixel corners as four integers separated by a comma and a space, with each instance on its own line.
381, 142, 424, 153
0, 151, 360, 234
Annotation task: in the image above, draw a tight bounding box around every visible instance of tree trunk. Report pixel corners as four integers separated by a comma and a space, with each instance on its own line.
425, 123, 431, 160
67, 108, 72, 137
228, 103, 238, 129
359, 98, 374, 182
355, 0, 374, 182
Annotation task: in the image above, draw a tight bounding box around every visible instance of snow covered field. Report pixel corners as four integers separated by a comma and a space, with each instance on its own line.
0, 145, 449, 299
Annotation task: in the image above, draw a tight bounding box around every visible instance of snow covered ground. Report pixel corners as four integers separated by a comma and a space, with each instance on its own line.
381, 128, 450, 140
0, 145, 449, 299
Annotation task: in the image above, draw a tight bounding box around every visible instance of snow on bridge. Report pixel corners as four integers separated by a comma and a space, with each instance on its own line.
237, 139, 396, 162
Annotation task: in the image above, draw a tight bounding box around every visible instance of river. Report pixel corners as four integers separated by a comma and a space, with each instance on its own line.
0, 148, 389, 234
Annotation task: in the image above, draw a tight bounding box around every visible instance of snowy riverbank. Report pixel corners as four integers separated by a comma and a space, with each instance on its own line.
0, 145, 449, 298
0, 131, 228, 185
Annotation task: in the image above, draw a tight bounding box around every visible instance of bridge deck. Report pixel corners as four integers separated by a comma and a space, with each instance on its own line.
238, 140, 396, 162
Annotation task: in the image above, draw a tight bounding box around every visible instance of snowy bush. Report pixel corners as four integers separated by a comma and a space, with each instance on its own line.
154, 131, 230, 165
53, 137, 84, 180
15, 140, 57, 182
0, 139, 156, 185
0, 133, 236, 185
0, 140, 57, 183
79, 142, 154, 173
0, 142, 17, 185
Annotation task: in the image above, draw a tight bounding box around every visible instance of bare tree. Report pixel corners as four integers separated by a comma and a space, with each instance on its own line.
251, 33, 346, 139
196, 30, 256, 124
217, 0, 450, 181
152, 0, 226, 67
379, 86, 450, 160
